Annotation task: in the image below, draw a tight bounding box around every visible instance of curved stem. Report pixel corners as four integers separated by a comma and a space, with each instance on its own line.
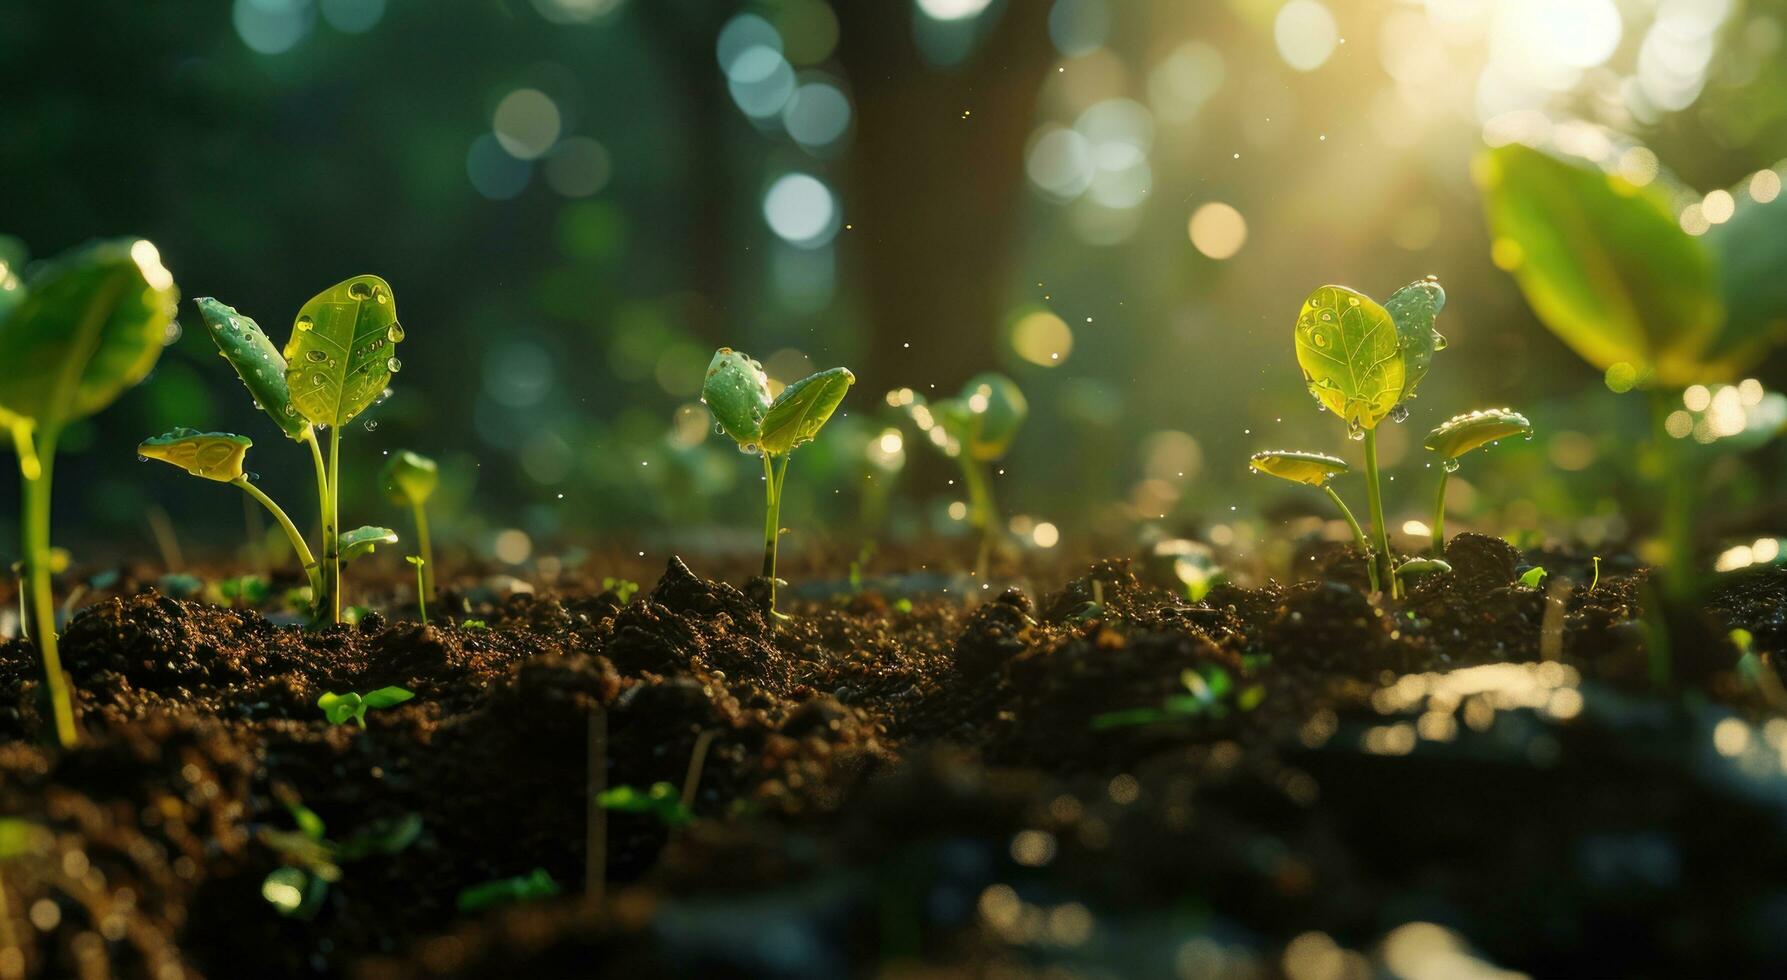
761, 453, 783, 615
411, 502, 434, 595
233, 477, 320, 595
1431, 468, 1451, 556
324, 426, 342, 625
960, 456, 995, 579
1362, 428, 1397, 599
21, 427, 77, 748
1323, 484, 1378, 594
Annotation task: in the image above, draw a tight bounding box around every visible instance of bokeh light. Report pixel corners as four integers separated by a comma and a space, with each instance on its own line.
763, 173, 839, 247
493, 89, 562, 161
1274, 1, 1339, 73
1188, 202, 1247, 260
466, 134, 531, 200
233, 0, 312, 54
543, 137, 612, 197
1011, 310, 1074, 366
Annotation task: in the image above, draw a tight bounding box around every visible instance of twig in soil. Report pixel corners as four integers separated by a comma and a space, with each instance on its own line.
586, 709, 607, 903
1540, 577, 1573, 662
146, 504, 184, 572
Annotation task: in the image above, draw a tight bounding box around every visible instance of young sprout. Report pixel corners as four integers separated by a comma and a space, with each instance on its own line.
1423, 408, 1533, 554
185, 277, 405, 626
890, 373, 1027, 578
456, 868, 560, 913
595, 782, 693, 828
259, 804, 421, 919
0, 238, 178, 748
317, 686, 415, 728
1248, 450, 1378, 593
1519, 566, 1548, 589
406, 555, 427, 624
382, 451, 438, 594
1290, 279, 1447, 598
702, 347, 855, 617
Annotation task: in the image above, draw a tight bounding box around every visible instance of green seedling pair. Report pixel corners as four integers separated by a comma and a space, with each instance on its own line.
140, 278, 407, 627
891, 373, 1027, 578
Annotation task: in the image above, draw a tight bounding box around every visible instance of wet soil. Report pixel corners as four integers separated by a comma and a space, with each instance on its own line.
2, 534, 1786, 978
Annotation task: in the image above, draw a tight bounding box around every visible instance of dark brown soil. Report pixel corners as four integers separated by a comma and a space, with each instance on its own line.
2, 534, 1785, 978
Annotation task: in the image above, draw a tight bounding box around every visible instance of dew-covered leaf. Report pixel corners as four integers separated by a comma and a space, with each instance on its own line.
958, 372, 1027, 461
339, 525, 398, 562
759, 366, 855, 456
284, 275, 402, 428
138, 428, 253, 482
1248, 449, 1350, 486
1477, 143, 1725, 387
196, 297, 309, 441
702, 348, 772, 447
1293, 284, 1404, 430
381, 450, 438, 506
1423, 408, 1532, 460
1385, 277, 1447, 404
0, 238, 177, 428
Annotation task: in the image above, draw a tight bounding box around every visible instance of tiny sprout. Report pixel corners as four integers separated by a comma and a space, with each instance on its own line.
1249, 450, 1378, 594
702, 347, 855, 617
1519, 566, 1548, 589
602, 577, 640, 604
1589, 556, 1601, 592
406, 555, 427, 624
259, 806, 421, 919
382, 450, 438, 594
596, 782, 692, 828
1396, 557, 1453, 580
317, 686, 415, 728
1424, 408, 1533, 554
894, 373, 1027, 578
456, 868, 560, 913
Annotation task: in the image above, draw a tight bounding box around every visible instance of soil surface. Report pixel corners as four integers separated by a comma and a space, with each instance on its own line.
2, 534, 1786, 978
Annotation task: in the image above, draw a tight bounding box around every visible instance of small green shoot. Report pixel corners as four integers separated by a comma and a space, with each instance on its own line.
317, 686, 415, 728
0, 238, 179, 747
1249, 450, 1377, 593
382, 450, 438, 594
702, 347, 855, 616
259, 804, 421, 919
891, 373, 1027, 578
1090, 665, 1264, 730
1589, 556, 1601, 592
407, 555, 427, 625
596, 782, 693, 828
601, 577, 639, 604
1423, 408, 1533, 554
455, 868, 561, 913
1519, 566, 1548, 589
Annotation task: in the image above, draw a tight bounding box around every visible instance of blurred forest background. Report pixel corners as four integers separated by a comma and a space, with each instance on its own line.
2, 0, 1784, 573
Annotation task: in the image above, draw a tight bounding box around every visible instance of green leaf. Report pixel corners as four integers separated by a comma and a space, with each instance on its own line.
0, 238, 178, 429
456, 868, 561, 913
596, 781, 693, 827
195, 297, 309, 441
380, 450, 438, 506
701, 348, 772, 447
1384, 277, 1447, 404
339, 526, 398, 562
362, 686, 414, 709
1702, 167, 1787, 371
1519, 566, 1548, 588
1248, 449, 1349, 486
138, 428, 253, 482
1294, 284, 1404, 430
1423, 408, 1532, 460
759, 366, 855, 456
283, 275, 402, 427
958, 372, 1027, 461
288, 801, 327, 842
1477, 142, 1727, 387
318, 691, 362, 725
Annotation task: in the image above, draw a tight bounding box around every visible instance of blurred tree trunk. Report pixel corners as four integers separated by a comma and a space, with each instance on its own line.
835, 5, 1055, 400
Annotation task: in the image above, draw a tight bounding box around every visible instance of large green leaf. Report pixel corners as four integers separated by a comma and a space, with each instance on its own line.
284, 275, 402, 428
196, 297, 309, 440
759, 367, 854, 456
1384, 278, 1446, 404
381, 450, 438, 506
1702, 167, 1787, 373
959, 372, 1027, 461
139, 428, 253, 482
1423, 408, 1532, 461
1477, 143, 1725, 387
1294, 284, 1404, 431
0, 238, 177, 427
701, 348, 772, 447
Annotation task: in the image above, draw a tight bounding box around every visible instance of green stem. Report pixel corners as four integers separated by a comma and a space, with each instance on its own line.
324, 426, 342, 625
1362, 428, 1397, 599
414, 559, 428, 626
21, 427, 77, 748
1650, 390, 1695, 599
760, 453, 785, 615
303, 429, 332, 623
232, 477, 320, 596
960, 456, 996, 579
1322, 484, 1379, 594
411, 502, 434, 595
1431, 468, 1450, 557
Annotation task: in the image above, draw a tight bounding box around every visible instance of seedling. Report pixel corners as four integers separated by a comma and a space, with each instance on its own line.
1248, 450, 1378, 593
702, 347, 855, 616
165, 278, 405, 626
601, 577, 639, 604
1091, 664, 1264, 730
0, 238, 178, 747
406, 556, 427, 624
1397, 558, 1452, 581
316, 686, 415, 728
382, 450, 438, 594
1589, 556, 1601, 593
890, 374, 1027, 578
1423, 409, 1533, 553
596, 782, 692, 828
1519, 566, 1548, 589
258, 802, 421, 919
456, 868, 561, 913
